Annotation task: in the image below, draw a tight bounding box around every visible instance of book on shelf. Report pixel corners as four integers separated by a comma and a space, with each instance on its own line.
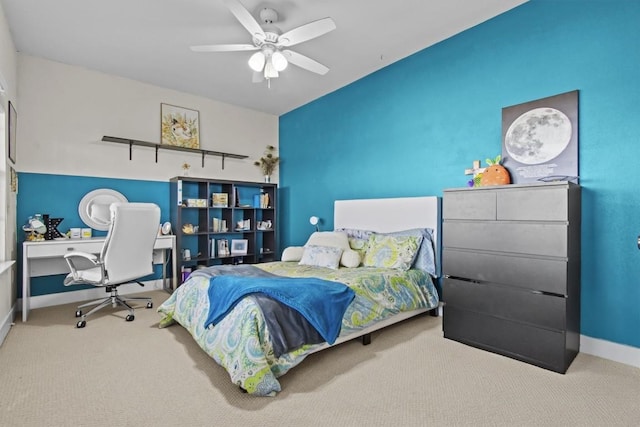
209, 238, 215, 258
211, 193, 228, 207
212, 218, 227, 233
260, 193, 270, 208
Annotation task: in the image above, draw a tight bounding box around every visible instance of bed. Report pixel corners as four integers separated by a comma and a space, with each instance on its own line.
157, 196, 442, 396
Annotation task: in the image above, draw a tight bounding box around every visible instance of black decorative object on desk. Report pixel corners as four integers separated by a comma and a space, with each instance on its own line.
42, 214, 65, 240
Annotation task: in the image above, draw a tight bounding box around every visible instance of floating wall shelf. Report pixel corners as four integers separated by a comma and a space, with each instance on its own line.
102, 136, 248, 169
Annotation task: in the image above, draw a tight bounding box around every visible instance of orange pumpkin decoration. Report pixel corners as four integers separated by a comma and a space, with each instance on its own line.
480, 164, 511, 186
479, 155, 511, 186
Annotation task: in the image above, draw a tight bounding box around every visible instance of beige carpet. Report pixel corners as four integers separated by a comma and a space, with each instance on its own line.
0, 291, 638, 427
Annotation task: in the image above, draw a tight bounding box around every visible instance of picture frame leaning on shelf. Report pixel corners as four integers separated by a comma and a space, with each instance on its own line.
231, 239, 248, 255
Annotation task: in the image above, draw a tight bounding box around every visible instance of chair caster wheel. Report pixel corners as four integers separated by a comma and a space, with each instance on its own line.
146, 302, 153, 309
75, 310, 83, 318
125, 314, 135, 322
76, 320, 86, 328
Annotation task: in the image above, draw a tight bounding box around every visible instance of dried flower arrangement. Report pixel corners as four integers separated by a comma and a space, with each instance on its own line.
254, 145, 280, 176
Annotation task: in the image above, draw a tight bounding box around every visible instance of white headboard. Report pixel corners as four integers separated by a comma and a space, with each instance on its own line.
334, 196, 442, 277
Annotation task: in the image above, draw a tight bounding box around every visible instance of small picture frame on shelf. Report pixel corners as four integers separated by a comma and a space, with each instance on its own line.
217, 239, 230, 257
211, 193, 228, 207
230, 239, 248, 255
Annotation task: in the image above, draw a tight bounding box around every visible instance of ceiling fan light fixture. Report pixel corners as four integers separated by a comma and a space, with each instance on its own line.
191, 1, 337, 84
264, 60, 279, 79
271, 51, 288, 71
248, 51, 266, 72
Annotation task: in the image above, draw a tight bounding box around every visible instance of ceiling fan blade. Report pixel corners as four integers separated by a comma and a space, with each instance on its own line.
223, 0, 266, 40
190, 44, 258, 52
282, 50, 330, 75
277, 18, 336, 47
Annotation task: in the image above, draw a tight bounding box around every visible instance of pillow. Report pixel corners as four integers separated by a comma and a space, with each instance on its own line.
305, 231, 359, 268
340, 250, 361, 268
363, 234, 423, 271
347, 237, 369, 260
299, 245, 343, 269
335, 228, 373, 265
305, 231, 350, 251
336, 228, 373, 241
281, 246, 304, 262
383, 228, 437, 276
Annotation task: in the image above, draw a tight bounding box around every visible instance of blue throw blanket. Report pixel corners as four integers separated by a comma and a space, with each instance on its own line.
204, 275, 355, 345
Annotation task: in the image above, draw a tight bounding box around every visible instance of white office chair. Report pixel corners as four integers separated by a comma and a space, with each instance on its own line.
64, 202, 161, 328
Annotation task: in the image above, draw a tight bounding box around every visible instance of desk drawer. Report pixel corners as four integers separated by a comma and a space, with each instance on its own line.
153, 236, 174, 250
27, 241, 104, 258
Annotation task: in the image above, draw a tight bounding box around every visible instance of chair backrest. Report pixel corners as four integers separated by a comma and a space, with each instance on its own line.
101, 202, 161, 285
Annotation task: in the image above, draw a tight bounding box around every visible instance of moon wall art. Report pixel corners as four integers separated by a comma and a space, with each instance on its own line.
502, 90, 579, 184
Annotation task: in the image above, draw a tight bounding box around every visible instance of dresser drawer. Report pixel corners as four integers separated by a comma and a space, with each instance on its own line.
443, 191, 496, 220
443, 278, 566, 330
443, 221, 567, 258
26, 241, 104, 258
497, 187, 568, 221
443, 249, 568, 294
443, 306, 571, 373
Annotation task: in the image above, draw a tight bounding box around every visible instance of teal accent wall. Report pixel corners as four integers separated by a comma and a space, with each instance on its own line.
17, 173, 170, 297
279, 0, 640, 348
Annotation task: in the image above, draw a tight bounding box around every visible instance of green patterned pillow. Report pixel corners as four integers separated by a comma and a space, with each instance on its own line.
362, 234, 423, 270
348, 236, 370, 262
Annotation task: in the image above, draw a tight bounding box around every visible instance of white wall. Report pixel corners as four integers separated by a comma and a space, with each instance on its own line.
17, 54, 279, 183
0, 1, 18, 345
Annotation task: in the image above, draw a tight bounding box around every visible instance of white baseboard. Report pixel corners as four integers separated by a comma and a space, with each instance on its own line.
580, 335, 640, 368
0, 303, 16, 347
17, 279, 166, 312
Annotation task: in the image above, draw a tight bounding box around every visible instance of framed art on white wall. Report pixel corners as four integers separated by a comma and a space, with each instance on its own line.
160, 103, 200, 149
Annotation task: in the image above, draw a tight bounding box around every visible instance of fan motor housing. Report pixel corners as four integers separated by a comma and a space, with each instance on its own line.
259, 8, 278, 24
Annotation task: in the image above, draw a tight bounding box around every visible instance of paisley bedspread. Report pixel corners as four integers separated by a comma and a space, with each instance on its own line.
157, 261, 439, 396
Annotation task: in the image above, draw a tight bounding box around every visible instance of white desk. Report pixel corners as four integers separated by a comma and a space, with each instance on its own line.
21, 235, 176, 322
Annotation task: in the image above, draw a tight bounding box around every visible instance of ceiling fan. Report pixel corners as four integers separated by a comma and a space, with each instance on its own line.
190, 0, 336, 86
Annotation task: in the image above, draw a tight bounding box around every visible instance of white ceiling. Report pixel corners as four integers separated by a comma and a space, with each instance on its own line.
1, 0, 527, 116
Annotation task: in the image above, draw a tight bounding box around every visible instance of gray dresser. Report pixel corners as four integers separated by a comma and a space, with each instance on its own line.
442, 182, 581, 373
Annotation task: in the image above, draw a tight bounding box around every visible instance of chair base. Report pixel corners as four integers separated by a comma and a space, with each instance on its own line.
75, 287, 152, 328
